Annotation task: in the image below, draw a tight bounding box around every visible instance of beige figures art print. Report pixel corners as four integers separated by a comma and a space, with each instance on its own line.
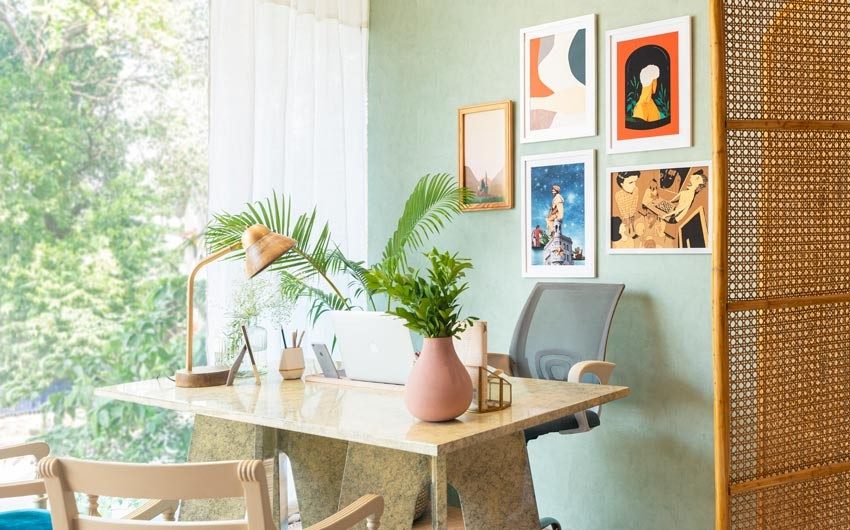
608, 162, 710, 253
458, 101, 513, 211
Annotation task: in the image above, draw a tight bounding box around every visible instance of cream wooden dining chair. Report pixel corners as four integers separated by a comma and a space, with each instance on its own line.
39, 456, 384, 530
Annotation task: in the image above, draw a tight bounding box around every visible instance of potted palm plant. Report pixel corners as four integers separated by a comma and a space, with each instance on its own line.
367, 249, 477, 422
205, 173, 472, 325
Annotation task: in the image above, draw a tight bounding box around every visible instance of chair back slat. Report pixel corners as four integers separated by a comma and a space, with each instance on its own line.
509, 282, 624, 380
75, 516, 247, 530
0, 479, 45, 499
48, 458, 247, 499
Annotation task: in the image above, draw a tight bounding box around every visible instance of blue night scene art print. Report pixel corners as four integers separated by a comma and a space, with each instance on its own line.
523, 150, 595, 278
529, 163, 586, 266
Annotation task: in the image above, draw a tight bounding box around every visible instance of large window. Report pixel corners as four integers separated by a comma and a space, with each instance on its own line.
0, 0, 209, 512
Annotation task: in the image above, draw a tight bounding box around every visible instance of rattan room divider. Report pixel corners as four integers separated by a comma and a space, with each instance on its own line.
711, 0, 850, 528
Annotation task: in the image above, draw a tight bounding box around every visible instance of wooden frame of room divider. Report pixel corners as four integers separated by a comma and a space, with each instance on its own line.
709, 0, 730, 526
711, 1, 850, 528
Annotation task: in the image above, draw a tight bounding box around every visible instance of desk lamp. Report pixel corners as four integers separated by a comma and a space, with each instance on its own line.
175, 224, 296, 388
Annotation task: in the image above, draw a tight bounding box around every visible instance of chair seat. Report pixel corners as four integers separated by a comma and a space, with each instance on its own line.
0, 509, 53, 530
524, 411, 600, 443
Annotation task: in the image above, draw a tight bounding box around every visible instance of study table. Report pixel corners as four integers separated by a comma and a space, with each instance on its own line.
96, 372, 629, 529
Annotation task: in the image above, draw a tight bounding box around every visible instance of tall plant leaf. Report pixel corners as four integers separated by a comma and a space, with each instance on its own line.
379, 173, 472, 275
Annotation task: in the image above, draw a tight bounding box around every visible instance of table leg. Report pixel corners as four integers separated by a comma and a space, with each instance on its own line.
446, 431, 539, 530
279, 430, 349, 527
430, 454, 448, 530
279, 452, 289, 523
338, 442, 430, 529
180, 415, 280, 524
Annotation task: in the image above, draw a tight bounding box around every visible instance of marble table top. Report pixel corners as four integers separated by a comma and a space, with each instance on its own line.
96, 372, 629, 456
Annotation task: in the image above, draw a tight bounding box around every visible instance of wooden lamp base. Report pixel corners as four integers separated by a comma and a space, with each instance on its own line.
175, 366, 231, 388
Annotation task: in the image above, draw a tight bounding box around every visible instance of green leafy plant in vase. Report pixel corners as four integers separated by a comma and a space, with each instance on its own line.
367, 249, 478, 422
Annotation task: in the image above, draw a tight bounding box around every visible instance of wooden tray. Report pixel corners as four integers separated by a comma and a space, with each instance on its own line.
303, 374, 405, 392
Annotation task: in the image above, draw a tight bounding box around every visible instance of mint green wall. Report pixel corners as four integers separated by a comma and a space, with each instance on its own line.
367, 1, 713, 528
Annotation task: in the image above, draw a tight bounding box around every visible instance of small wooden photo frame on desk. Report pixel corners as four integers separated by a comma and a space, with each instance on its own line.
226, 325, 261, 386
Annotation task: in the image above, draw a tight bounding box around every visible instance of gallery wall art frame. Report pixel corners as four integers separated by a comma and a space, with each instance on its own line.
521, 150, 596, 278
458, 100, 514, 211
607, 160, 711, 254
520, 14, 596, 143
606, 16, 691, 154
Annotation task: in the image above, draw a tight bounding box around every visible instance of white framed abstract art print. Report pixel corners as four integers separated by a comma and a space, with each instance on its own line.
520, 14, 596, 143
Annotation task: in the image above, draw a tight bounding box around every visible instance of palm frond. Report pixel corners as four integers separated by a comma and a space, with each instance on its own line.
327, 248, 374, 307
279, 270, 350, 325
380, 173, 471, 274
304, 284, 350, 325
207, 194, 332, 283
279, 271, 308, 302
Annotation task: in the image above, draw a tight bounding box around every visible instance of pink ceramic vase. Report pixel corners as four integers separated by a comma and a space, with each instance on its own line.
405, 337, 473, 422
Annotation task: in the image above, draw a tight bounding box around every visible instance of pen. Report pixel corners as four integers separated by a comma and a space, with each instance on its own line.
281, 326, 288, 348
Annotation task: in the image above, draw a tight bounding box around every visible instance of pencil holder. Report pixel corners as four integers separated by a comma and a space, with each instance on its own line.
279, 347, 305, 380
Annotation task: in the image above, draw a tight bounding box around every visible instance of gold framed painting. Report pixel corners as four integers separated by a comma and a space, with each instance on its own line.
458, 100, 513, 211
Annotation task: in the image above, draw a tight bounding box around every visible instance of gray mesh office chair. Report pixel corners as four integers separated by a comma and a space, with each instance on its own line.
506, 282, 624, 441
496, 282, 624, 530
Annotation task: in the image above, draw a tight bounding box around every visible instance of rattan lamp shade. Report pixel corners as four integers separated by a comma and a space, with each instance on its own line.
242, 224, 296, 278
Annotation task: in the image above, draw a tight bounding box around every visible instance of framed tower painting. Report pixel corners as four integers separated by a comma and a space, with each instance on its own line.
521, 150, 596, 278
458, 100, 513, 211
607, 161, 710, 253
606, 16, 691, 153
520, 14, 596, 143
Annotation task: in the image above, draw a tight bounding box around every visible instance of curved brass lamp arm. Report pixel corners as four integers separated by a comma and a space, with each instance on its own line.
186, 242, 241, 372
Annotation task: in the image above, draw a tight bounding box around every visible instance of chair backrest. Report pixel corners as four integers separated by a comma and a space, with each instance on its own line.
509, 282, 624, 381
39, 457, 275, 530
0, 441, 49, 500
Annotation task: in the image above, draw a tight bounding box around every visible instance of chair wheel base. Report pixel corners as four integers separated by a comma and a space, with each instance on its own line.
539, 516, 561, 530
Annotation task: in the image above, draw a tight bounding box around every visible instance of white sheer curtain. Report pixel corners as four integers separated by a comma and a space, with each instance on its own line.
206, 0, 369, 361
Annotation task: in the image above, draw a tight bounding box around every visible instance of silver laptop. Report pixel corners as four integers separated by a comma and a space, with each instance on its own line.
330, 311, 415, 385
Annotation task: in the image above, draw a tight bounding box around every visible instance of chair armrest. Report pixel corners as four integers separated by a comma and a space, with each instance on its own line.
487, 353, 513, 376
123, 499, 179, 521
307, 494, 384, 530
568, 360, 615, 385
0, 442, 50, 462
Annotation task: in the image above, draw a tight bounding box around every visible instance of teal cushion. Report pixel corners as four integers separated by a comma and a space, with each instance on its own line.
0, 509, 52, 530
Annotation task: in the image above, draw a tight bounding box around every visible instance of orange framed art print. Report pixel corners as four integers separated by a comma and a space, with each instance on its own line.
606, 17, 691, 154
